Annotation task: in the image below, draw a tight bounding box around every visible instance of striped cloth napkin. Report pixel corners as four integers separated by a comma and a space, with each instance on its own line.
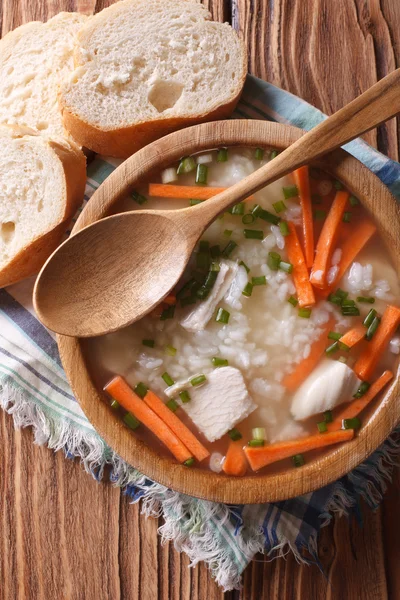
1, 75, 400, 591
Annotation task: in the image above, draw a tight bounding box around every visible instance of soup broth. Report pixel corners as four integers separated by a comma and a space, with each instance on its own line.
84, 147, 400, 476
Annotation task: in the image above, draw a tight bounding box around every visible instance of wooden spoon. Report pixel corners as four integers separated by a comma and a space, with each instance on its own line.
34, 69, 400, 337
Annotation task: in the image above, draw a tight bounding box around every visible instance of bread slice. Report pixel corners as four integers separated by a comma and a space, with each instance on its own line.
59, 0, 247, 157
0, 126, 86, 288
0, 12, 87, 138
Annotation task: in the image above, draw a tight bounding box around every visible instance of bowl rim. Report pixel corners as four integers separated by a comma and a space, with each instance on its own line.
58, 120, 400, 504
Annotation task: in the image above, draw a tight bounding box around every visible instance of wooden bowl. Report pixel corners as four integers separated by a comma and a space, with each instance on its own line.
58, 120, 400, 504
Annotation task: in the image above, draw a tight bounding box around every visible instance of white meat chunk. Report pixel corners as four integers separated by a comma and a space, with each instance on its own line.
170, 366, 256, 442
180, 260, 238, 332
291, 359, 361, 421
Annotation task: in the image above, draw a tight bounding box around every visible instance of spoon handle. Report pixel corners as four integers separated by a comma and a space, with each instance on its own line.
190, 68, 400, 227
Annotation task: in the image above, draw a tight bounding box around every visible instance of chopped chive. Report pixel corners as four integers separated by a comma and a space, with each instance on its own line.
160, 304, 176, 320
210, 262, 220, 272
190, 198, 204, 206
190, 374, 207, 387
123, 412, 140, 430
239, 260, 250, 273
252, 205, 280, 225
349, 195, 360, 206
314, 209, 326, 220
292, 454, 305, 467
298, 308, 312, 319
217, 148, 228, 162
232, 203, 245, 216
354, 381, 370, 399
131, 190, 147, 205
166, 399, 179, 412
357, 296, 375, 304
179, 390, 191, 403
252, 427, 266, 440
110, 399, 120, 411
243, 229, 264, 240
336, 288, 348, 300
134, 382, 148, 399
223, 229, 233, 237
334, 180, 343, 190
365, 316, 381, 341
248, 439, 264, 447
311, 194, 322, 204
342, 417, 361, 430
142, 339, 155, 348
200, 269, 218, 291
195, 163, 208, 185
255, 148, 264, 160
162, 372, 175, 386
242, 213, 255, 225
338, 356, 348, 364
317, 421, 328, 433
288, 295, 298, 307
165, 345, 177, 356
184, 457, 195, 467
326, 341, 339, 355
196, 252, 210, 269
228, 428, 242, 441
342, 299, 355, 307
341, 306, 360, 316
343, 212, 352, 223
242, 282, 253, 297
282, 185, 299, 199
363, 308, 377, 328
279, 221, 290, 236
279, 261, 293, 274
338, 341, 350, 351
177, 156, 196, 174
210, 245, 220, 258
328, 294, 342, 306
212, 357, 229, 367
324, 410, 333, 423
216, 307, 230, 324
273, 200, 287, 214
180, 296, 197, 307
199, 240, 209, 252
267, 251, 281, 271
221, 240, 238, 258
270, 149, 278, 159
328, 331, 342, 341
252, 275, 266, 286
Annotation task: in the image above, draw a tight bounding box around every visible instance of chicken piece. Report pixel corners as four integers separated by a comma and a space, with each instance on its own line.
291, 359, 361, 421
167, 366, 256, 442
180, 260, 238, 332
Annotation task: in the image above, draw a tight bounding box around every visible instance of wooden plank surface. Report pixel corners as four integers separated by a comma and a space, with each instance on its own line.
1, 1, 400, 598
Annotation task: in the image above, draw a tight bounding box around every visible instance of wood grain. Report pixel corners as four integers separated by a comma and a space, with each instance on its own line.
2, 0, 400, 599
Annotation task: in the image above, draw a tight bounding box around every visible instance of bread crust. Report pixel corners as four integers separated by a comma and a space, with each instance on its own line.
0, 134, 86, 288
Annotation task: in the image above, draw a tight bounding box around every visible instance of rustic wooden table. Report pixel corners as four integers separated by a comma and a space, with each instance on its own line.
1, 1, 400, 598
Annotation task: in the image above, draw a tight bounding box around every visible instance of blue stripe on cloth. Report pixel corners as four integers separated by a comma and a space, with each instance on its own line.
0, 289, 62, 368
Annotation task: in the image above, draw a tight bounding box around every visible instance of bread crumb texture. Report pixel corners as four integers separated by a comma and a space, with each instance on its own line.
60, 0, 246, 129
0, 13, 86, 137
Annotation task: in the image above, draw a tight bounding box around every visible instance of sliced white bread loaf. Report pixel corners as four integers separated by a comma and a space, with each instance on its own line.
0, 126, 86, 288
0, 12, 87, 138
59, 0, 247, 157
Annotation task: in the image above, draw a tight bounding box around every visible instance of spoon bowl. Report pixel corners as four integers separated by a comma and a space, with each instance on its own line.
34, 211, 193, 337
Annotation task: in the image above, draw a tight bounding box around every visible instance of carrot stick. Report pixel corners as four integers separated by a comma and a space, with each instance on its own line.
143, 390, 209, 462
282, 317, 334, 391
339, 324, 366, 349
244, 429, 354, 471
222, 440, 247, 476
105, 376, 192, 463
293, 166, 314, 268
322, 218, 377, 296
327, 370, 393, 432
149, 183, 254, 201
310, 190, 350, 289
285, 222, 315, 307
354, 305, 400, 380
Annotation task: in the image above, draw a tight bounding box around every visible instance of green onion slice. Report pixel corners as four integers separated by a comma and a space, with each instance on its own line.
123, 412, 140, 430
314, 209, 326, 220
252, 205, 280, 225
166, 399, 178, 412
131, 190, 147, 205
160, 305, 176, 320
326, 341, 339, 355
317, 421, 328, 433
255, 148, 264, 160
221, 240, 238, 258
357, 296, 375, 304
363, 308, 377, 328
328, 331, 342, 341
267, 251, 281, 271
110, 399, 120, 411
252, 427, 266, 440
292, 454, 305, 467
353, 381, 370, 399
342, 211, 352, 223
179, 390, 191, 404
232, 203, 245, 216
270, 150, 278, 159
190, 198, 204, 206
165, 345, 177, 356
195, 163, 208, 185
334, 180, 343, 190
228, 428, 242, 441
134, 382, 148, 399
279, 221, 290, 236
288, 295, 298, 307
365, 316, 381, 341
342, 417, 361, 430
242, 213, 255, 225
282, 185, 299, 199
239, 260, 250, 273
177, 156, 196, 174
251, 276, 266, 286
273, 200, 287, 214
279, 261, 293, 274
211, 357, 228, 367
215, 307, 230, 324
210, 245, 220, 258
324, 410, 333, 423
190, 374, 207, 387
242, 282, 253, 297
217, 148, 228, 162
243, 229, 264, 240
183, 457, 195, 467
142, 339, 155, 348
349, 195, 360, 206
162, 373, 175, 386
248, 439, 264, 447
298, 308, 312, 319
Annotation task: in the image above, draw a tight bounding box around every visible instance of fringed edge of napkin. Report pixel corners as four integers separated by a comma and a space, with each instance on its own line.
1, 381, 400, 591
